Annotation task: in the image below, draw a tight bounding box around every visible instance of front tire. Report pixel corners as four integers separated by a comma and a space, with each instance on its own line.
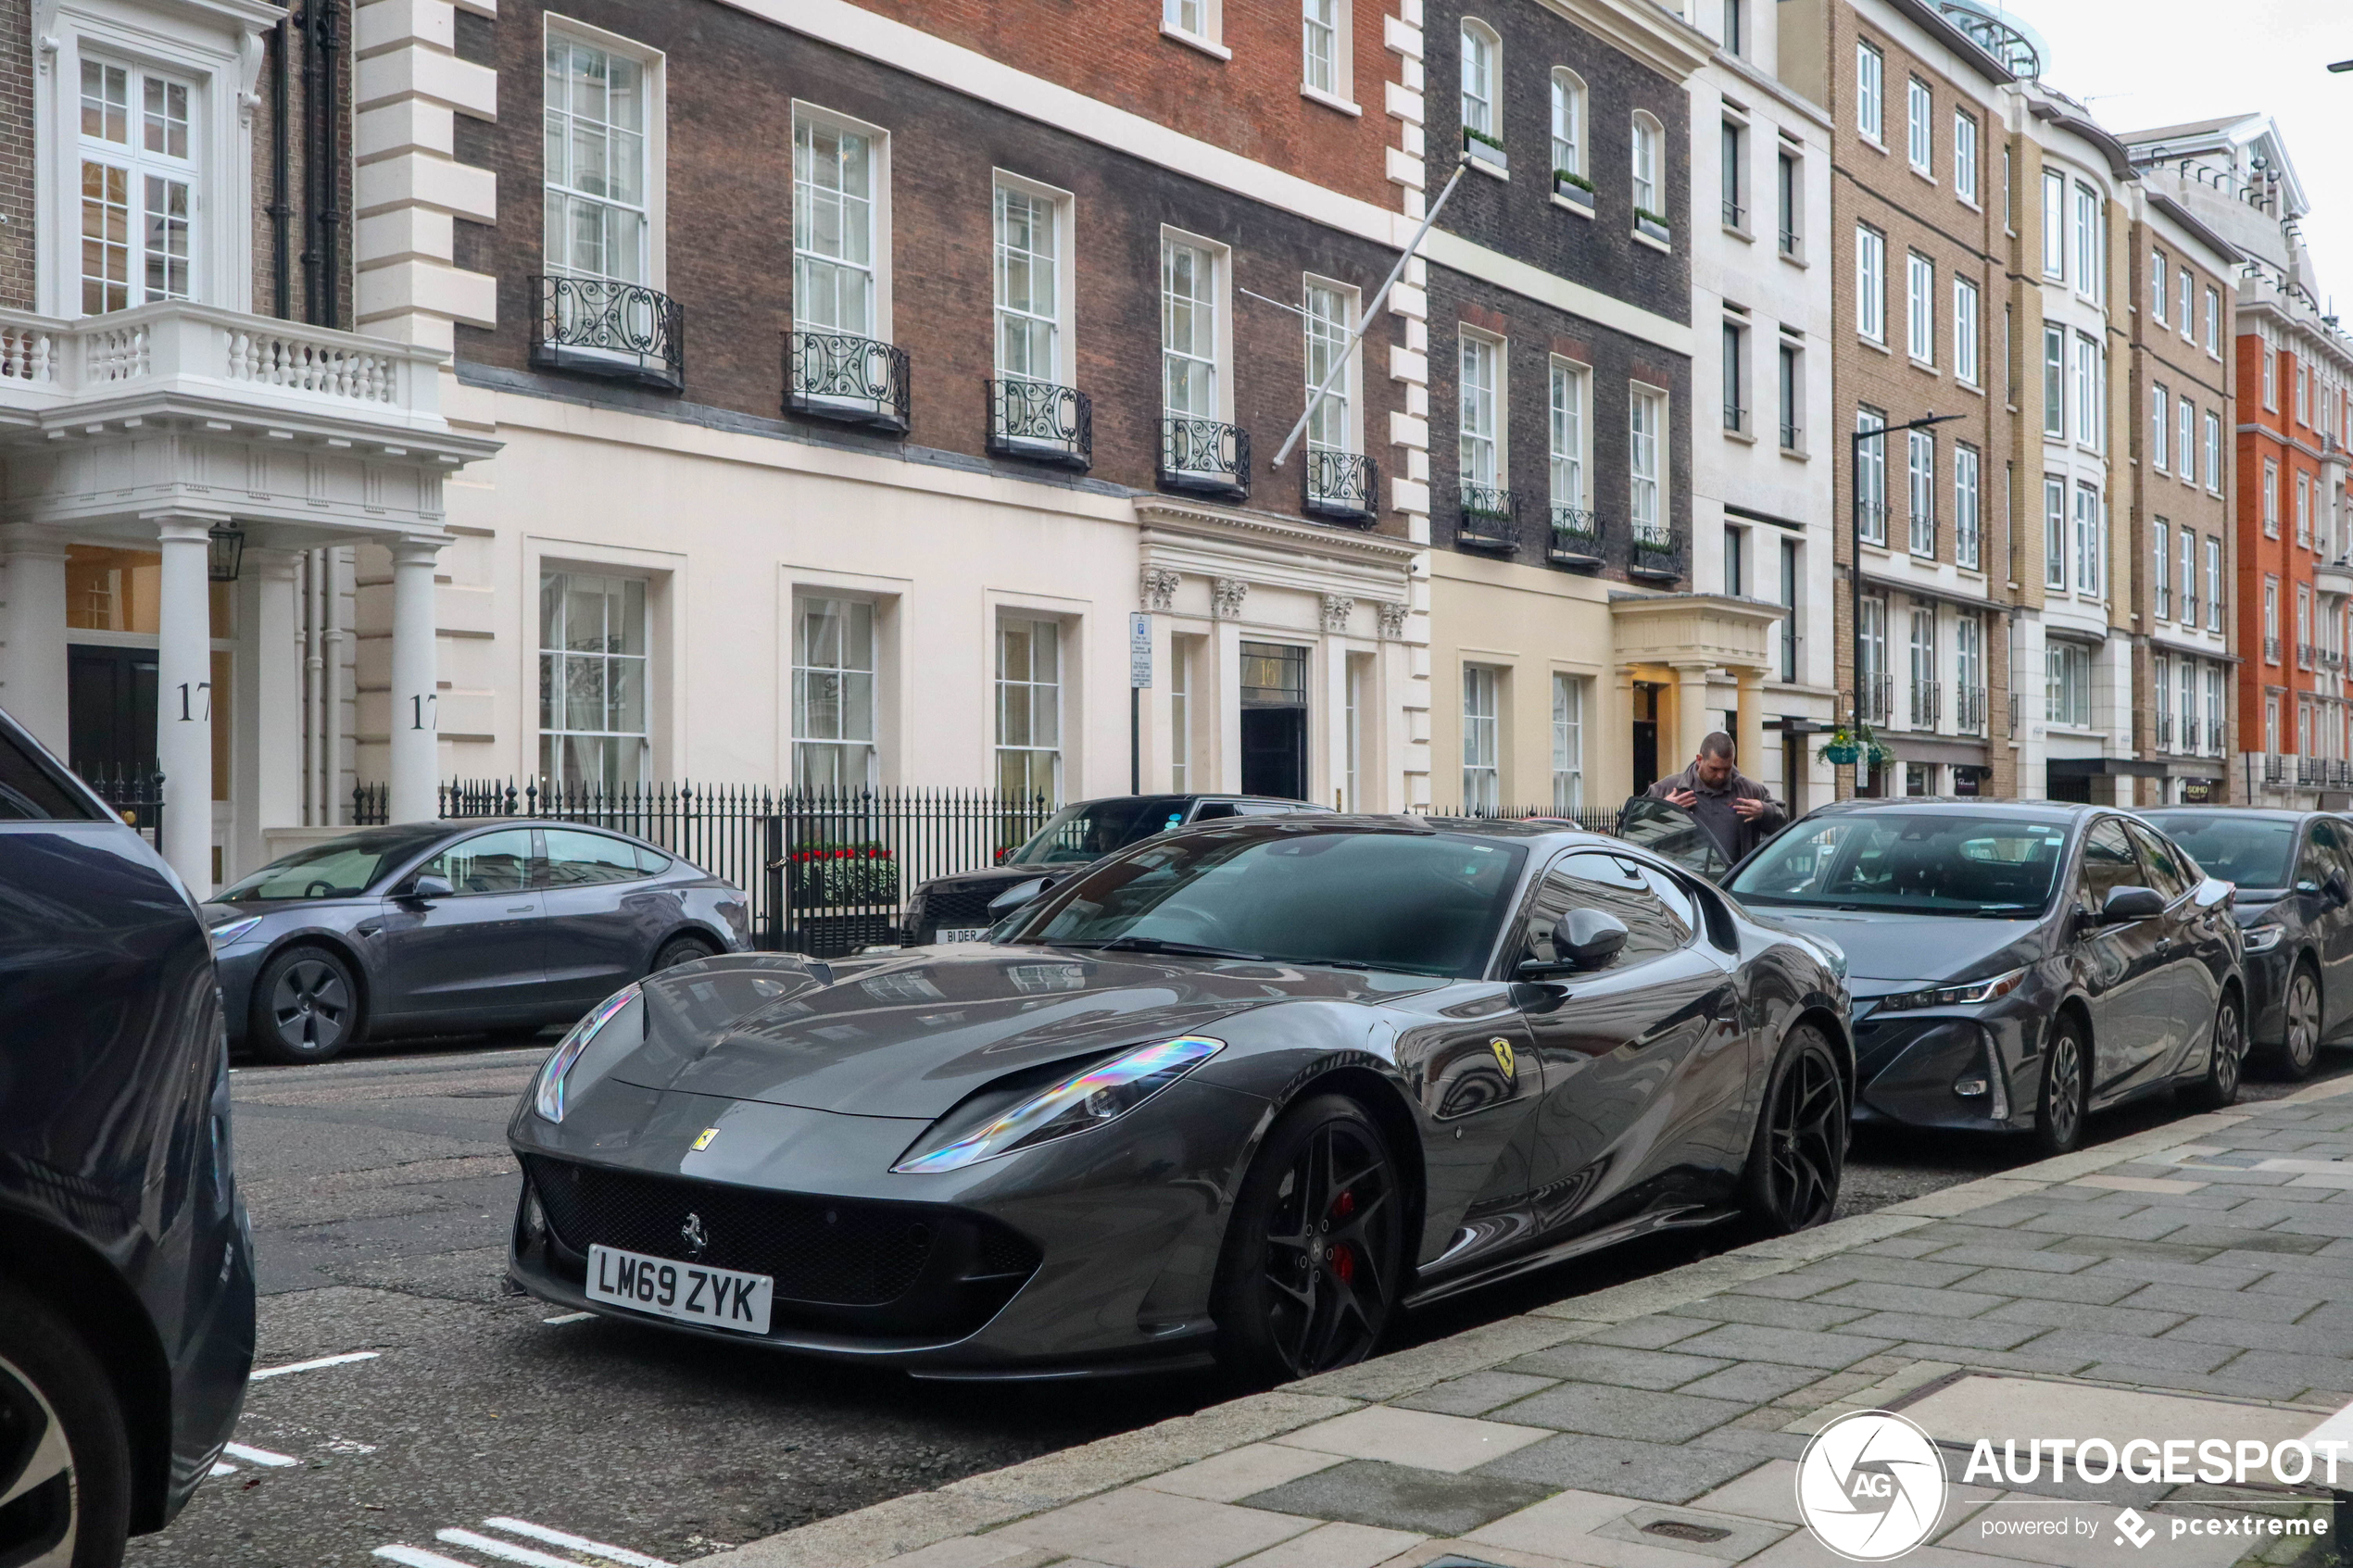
1213, 1094, 1403, 1384
0, 1283, 132, 1568
1738, 1024, 1847, 1235
2033, 1017, 2089, 1156
248, 945, 363, 1064
2260, 966, 2322, 1081
651, 935, 719, 972
2180, 989, 2246, 1111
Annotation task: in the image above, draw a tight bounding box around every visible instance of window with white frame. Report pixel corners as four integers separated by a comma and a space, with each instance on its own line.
2150, 250, 2168, 324
77, 56, 199, 313
1303, 280, 1354, 458
1907, 429, 1935, 557
1857, 406, 1888, 545
1908, 605, 1936, 727
993, 182, 1060, 384
1459, 331, 1502, 492
2181, 659, 2198, 753
2154, 656, 2171, 748
2262, 334, 2278, 409
2179, 269, 2195, 341
1302, 0, 1341, 96
995, 619, 1062, 801
1906, 251, 1933, 363
1778, 335, 1802, 451
1461, 21, 1498, 141
1551, 673, 1583, 812
791, 596, 876, 789
1162, 237, 1221, 424
2074, 482, 2102, 596
1721, 0, 1745, 56
2298, 470, 2312, 546
1906, 77, 1931, 171
2205, 411, 2222, 495
540, 571, 649, 787
1629, 384, 1666, 540
2046, 639, 2091, 727
2072, 332, 2099, 449
794, 112, 875, 335
1551, 70, 1585, 181
1953, 275, 1978, 384
2041, 169, 2067, 278
1860, 596, 1887, 712
1169, 640, 1191, 792
2042, 323, 2064, 437
2206, 537, 2221, 631
1954, 109, 1977, 201
1632, 113, 1662, 221
1722, 318, 1746, 433
2299, 583, 2312, 662
1957, 612, 1982, 721
2265, 577, 2279, 657
1779, 537, 1800, 682
2153, 520, 2171, 620
1164, 0, 1215, 42
2149, 382, 2167, 471
2178, 396, 2196, 489
1856, 226, 1886, 343
1856, 41, 1883, 142
1720, 117, 1745, 230
2043, 475, 2065, 588
2208, 666, 2224, 749
2205, 286, 2221, 354
2073, 182, 2100, 300
2298, 361, 2311, 427
2180, 526, 2196, 624
1955, 443, 1981, 569
2264, 460, 2280, 536
1549, 358, 1587, 512
2266, 695, 2280, 754
1462, 666, 1500, 813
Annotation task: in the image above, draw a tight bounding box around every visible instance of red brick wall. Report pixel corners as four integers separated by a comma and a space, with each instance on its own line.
0, 0, 34, 312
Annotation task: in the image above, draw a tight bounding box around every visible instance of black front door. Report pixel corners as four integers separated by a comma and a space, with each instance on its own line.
68, 644, 158, 780
1239, 642, 1307, 800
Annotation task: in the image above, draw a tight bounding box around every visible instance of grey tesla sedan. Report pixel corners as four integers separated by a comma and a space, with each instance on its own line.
205, 821, 749, 1063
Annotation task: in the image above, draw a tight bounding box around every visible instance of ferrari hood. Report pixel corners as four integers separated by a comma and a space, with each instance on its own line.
1748, 907, 2044, 985
612, 946, 1428, 1118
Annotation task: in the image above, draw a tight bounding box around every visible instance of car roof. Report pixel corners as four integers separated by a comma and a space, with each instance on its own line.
1060, 793, 1332, 810
1806, 797, 2090, 824
2137, 806, 2318, 822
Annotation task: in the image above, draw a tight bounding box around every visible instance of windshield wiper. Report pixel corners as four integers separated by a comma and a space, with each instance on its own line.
1055, 936, 1271, 961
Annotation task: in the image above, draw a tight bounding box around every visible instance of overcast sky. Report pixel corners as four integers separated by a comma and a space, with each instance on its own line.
1996, 0, 2353, 307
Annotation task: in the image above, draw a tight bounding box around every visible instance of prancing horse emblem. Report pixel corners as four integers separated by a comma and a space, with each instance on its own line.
1489, 1037, 1516, 1081
680, 1211, 710, 1260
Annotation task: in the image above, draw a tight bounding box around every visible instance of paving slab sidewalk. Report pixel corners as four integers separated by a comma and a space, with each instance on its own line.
706, 1078, 2353, 1568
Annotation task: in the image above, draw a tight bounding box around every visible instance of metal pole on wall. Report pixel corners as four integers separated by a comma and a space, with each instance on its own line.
1129, 612, 1151, 795
1849, 411, 1959, 798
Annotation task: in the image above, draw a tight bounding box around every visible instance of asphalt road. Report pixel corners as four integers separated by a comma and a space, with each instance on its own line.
128, 1032, 2353, 1568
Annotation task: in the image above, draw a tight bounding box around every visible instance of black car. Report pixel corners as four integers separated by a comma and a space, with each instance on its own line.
2140, 808, 2353, 1081
206, 821, 749, 1064
1707, 799, 2244, 1154
0, 709, 256, 1562
508, 815, 1851, 1381
900, 794, 1329, 946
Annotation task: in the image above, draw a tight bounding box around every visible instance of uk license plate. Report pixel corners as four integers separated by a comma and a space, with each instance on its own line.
937, 926, 991, 943
586, 1244, 773, 1336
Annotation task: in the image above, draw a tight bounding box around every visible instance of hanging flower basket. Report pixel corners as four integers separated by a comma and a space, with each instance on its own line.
1817, 723, 1894, 771
1821, 740, 1860, 766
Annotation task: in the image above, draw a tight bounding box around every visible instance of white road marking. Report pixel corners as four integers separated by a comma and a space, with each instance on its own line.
208, 1462, 237, 1478
373, 1549, 476, 1568
482, 1516, 676, 1567
435, 1527, 623, 1568
249, 1350, 380, 1381
541, 1312, 593, 1325
222, 1443, 299, 1467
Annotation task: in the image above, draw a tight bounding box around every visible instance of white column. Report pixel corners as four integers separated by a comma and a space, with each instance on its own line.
1319, 630, 1350, 809
155, 518, 217, 892
0, 529, 69, 754
234, 553, 303, 878
388, 537, 444, 822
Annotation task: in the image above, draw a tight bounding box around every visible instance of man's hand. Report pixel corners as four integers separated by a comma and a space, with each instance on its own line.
1731, 797, 1766, 821
1665, 788, 1698, 808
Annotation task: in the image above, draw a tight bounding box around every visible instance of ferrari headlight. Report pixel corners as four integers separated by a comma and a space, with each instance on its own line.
1876, 965, 2031, 1012
2243, 922, 2286, 954
892, 1035, 1224, 1173
533, 984, 642, 1123
208, 916, 262, 949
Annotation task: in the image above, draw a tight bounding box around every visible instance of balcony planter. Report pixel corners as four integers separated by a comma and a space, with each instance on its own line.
1547, 508, 1603, 568
1635, 208, 1673, 245
1553, 170, 1594, 209
1464, 128, 1507, 173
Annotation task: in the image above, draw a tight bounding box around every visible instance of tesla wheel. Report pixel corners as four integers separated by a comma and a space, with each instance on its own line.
1214, 1094, 1403, 1384
2261, 966, 2322, 1081
0, 1284, 132, 1568
2181, 990, 2246, 1111
651, 935, 718, 972
2033, 1017, 2090, 1156
1738, 1024, 1846, 1235
248, 945, 363, 1065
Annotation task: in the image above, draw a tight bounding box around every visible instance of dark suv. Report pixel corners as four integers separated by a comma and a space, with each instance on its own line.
0, 709, 256, 1562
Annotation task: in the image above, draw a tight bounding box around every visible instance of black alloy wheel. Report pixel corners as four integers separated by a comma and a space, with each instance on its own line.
652, 935, 719, 972
2034, 1018, 2089, 1156
2182, 990, 2246, 1110
0, 1285, 131, 1568
250, 946, 361, 1065
1740, 1025, 1846, 1234
1214, 1094, 1403, 1383
2268, 967, 2322, 1081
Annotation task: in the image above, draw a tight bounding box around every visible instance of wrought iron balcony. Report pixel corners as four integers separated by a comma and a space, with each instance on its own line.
532, 275, 685, 391
2266, 635, 2283, 663
1855, 499, 1888, 546
1629, 521, 1681, 582
2156, 711, 2174, 750
1957, 685, 1988, 735
2208, 719, 2225, 755
986, 378, 1090, 469
1860, 672, 1894, 727
1160, 417, 1251, 500
1910, 680, 1941, 731
2300, 642, 2318, 670
788, 329, 912, 433
1457, 484, 1519, 552
1548, 508, 1603, 568
1304, 448, 1378, 524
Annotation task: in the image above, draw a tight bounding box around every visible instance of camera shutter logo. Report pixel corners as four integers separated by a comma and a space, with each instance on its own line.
1794, 1410, 1947, 1562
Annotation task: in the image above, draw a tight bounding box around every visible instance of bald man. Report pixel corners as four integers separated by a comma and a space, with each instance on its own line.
1645, 730, 1787, 861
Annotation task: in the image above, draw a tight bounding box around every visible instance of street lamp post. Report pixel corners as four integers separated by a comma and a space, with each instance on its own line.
1848, 411, 1962, 796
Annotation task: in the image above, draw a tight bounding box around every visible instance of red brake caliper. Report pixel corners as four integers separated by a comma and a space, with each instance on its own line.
1327, 1188, 1357, 1282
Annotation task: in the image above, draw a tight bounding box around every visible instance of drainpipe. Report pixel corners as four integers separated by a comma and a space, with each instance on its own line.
299, 1, 344, 328
270, 19, 292, 320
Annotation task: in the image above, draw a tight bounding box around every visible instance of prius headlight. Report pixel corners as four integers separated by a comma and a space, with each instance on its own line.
892, 1035, 1224, 1174
1875, 965, 2031, 1012
2242, 922, 2286, 954
208, 916, 263, 949
533, 985, 643, 1123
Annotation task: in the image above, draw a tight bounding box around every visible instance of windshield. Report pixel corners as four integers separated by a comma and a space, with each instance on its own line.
2139, 813, 2296, 890
1009, 798, 1193, 866
214, 829, 444, 902
1018, 825, 1528, 977
1727, 811, 2067, 916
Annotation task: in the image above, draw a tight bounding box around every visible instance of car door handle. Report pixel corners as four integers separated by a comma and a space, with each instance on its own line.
508, 904, 535, 914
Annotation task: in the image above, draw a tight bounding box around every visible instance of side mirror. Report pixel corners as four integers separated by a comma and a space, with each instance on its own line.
2099, 885, 2165, 924
1519, 908, 1630, 977
987, 877, 1053, 918
404, 873, 453, 902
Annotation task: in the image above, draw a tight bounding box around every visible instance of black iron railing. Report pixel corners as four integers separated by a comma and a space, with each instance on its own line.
532, 275, 685, 391
1304, 449, 1378, 523
1856, 499, 1888, 545
1910, 680, 1941, 730
986, 379, 1091, 469
1861, 673, 1894, 726
1957, 685, 1989, 735
79, 765, 164, 849
1159, 418, 1251, 500
1457, 484, 1518, 552
1629, 521, 1681, 581
788, 330, 912, 433
1548, 508, 1602, 565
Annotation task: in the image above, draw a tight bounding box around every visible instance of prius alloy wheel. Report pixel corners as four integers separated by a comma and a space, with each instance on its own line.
1742, 1025, 1845, 1233
2271, 968, 2322, 1081
2183, 991, 2244, 1111
1216, 1095, 1402, 1383
2035, 1020, 2088, 1155
251, 946, 361, 1065
0, 1286, 130, 1568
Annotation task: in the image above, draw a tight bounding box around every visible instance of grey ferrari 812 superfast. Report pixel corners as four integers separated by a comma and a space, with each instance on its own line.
507, 815, 1852, 1382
